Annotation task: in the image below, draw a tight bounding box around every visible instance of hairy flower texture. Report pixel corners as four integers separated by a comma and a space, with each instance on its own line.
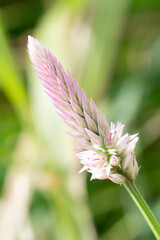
28, 36, 139, 184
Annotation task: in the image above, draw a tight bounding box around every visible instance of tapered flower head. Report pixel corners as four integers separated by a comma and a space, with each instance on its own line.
28, 36, 139, 184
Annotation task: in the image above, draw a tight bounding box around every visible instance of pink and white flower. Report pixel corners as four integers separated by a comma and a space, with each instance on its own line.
28, 36, 139, 184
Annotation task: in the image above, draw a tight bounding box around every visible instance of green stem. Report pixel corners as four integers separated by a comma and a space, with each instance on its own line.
123, 180, 160, 239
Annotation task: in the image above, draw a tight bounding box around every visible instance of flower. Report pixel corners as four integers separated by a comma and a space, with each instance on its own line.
28, 36, 139, 184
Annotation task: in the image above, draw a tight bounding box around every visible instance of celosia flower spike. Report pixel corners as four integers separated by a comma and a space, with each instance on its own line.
28, 36, 139, 184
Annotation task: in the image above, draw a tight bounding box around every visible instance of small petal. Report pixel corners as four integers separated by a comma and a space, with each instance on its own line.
64, 120, 77, 130
82, 88, 90, 115
58, 86, 69, 101
122, 152, 133, 170
104, 116, 109, 131
97, 111, 105, 133
71, 112, 87, 128
79, 165, 88, 173
68, 132, 82, 139
130, 133, 139, 141
72, 78, 82, 106
77, 138, 92, 149
70, 99, 83, 116
85, 128, 102, 146
91, 170, 108, 180
124, 137, 139, 156
66, 78, 78, 104
84, 111, 98, 133
90, 98, 98, 122
76, 125, 89, 137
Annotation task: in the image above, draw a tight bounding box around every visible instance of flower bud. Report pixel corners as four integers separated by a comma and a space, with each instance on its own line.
110, 156, 120, 166
109, 174, 126, 184
128, 156, 139, 181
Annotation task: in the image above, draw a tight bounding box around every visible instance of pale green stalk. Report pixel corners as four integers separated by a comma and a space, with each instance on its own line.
124, 180, 160, 239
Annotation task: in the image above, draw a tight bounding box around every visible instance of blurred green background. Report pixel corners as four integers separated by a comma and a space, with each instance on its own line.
0, 0, 160, 239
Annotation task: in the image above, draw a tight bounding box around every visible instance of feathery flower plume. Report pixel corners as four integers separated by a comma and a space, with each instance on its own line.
28, 36, 139, 184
